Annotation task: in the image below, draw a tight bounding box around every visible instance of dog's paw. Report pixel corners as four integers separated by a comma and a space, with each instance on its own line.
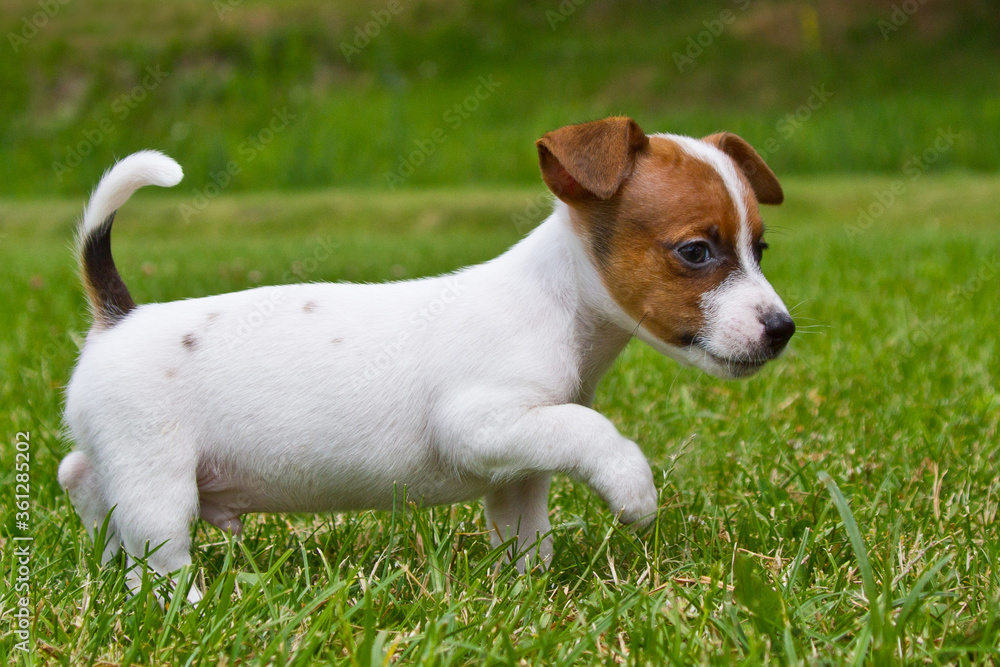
592, 446, 659, 528
614, 478, 659, 528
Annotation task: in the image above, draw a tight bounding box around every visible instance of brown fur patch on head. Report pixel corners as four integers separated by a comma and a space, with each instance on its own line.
565, 136, 767, 347
537, 117, 649, 203
702, 132, 783, 205
536, 119, 782, 350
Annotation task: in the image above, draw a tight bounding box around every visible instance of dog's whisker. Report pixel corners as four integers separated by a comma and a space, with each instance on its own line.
787, 298, 813, 315
629, 313, 649, 341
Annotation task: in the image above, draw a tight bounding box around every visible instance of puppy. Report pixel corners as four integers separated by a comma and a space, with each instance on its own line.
59, 117, 793, 600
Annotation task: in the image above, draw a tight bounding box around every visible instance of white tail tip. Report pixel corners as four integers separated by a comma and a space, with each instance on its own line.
80, 150, 183, 239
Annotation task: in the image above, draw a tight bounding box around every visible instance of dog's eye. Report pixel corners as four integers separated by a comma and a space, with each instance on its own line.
754, 241, 769, 264
676, 242, 712, 265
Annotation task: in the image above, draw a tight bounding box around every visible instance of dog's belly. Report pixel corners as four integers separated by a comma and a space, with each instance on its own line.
196, 448, 492, 519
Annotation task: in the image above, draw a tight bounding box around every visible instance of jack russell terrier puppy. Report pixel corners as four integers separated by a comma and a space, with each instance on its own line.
59, 117, 794, 601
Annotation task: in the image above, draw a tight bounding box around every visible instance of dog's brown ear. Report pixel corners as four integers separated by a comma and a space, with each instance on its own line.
703, 132, 784, 205
537, 117, 649, 202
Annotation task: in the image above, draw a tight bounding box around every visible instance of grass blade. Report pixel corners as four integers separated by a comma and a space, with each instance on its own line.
819, 472, 877, 604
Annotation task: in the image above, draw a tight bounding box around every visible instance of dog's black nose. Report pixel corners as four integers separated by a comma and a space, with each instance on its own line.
762, 312, 795, 351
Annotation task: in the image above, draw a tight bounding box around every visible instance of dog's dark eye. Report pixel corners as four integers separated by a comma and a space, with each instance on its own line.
754, 241, 769, 264
676, 241, 712, 265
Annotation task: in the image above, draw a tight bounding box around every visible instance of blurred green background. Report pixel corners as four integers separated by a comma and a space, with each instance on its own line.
2, 0, 998, 197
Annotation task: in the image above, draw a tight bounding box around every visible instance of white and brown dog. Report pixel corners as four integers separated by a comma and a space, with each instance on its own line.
59, 117, 793, 600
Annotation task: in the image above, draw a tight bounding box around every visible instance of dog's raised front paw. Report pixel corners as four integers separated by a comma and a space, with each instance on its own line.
592, 448, 659, 528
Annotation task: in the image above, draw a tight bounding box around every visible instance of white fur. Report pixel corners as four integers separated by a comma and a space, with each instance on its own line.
79, 151, 182, 239
61, 162, 656, 592
60, 138, 788, 599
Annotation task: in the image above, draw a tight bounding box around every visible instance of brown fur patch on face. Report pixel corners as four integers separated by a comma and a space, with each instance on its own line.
567, 136, 764, 347
182, 333, 197, 350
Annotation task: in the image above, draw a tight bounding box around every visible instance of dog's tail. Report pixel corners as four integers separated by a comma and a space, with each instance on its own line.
78, 151, 183, 328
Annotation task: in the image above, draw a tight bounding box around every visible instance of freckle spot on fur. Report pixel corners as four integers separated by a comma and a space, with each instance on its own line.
207, 312, 219, 322
303, 301, 317, 313
166, 368, 177, 378
331, 337, 343, 344
182, 333, 197, 349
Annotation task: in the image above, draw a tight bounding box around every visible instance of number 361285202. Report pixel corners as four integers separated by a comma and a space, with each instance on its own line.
14, 431, 30, 521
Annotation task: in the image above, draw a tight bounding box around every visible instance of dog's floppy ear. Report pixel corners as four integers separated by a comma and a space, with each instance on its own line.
702, 132, 783, 205
537, 117, 649, 202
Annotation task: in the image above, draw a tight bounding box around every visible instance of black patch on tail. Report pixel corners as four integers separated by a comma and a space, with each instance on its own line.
81, 212, 135, 326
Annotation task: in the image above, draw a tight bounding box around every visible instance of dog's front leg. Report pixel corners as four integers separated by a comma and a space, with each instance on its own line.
484, 475, 552, 571
438, 400, 659, 558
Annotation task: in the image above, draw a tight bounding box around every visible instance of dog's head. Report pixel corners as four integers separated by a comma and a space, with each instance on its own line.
537, 116, 793, 379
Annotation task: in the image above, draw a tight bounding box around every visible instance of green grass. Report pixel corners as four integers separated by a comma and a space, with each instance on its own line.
2, 0, 1000, 196
1, 174, 999, 664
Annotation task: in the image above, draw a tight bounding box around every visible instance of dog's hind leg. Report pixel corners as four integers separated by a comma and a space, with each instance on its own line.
484, 474, 553, 572
102, 444, 203, 603
58, 451, 120, 564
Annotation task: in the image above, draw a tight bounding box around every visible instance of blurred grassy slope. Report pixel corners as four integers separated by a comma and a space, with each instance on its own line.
2, 0, 999, 197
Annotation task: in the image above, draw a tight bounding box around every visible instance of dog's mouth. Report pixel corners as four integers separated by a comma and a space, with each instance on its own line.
641, 328, 775, 379
688, 340, 772, 378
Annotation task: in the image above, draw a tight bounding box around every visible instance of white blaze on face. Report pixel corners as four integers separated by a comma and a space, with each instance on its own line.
658, 134, 791, 378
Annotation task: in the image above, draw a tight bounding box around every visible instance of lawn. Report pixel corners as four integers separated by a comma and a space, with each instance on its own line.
3, 0, 999, 196
1, 173, 998, 664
